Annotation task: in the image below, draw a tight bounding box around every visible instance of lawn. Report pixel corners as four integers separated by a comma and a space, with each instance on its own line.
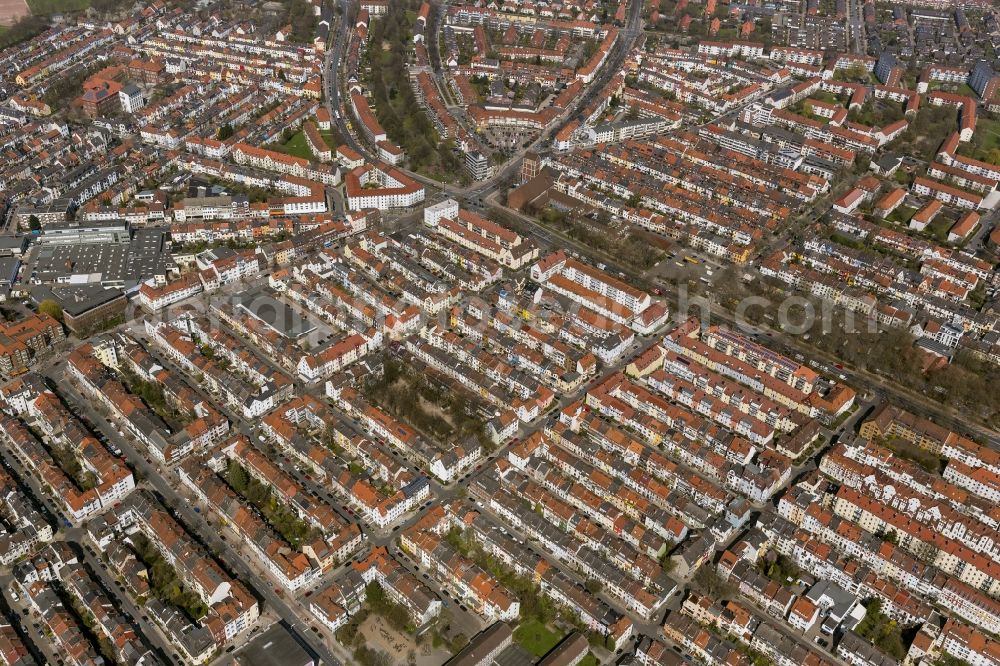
26, 0, 89, 12
811, 91, 839, 104
883, 437, 945, 474
927, 216, 952, 243
319, 128, 340, 148
980, 118, 1000, 147
887, 206, 916, 225
514, 620, 561, 659
961, 116, 1000, 165
926, 81, 973, 94
848, 99, 904, 128
956, 83, 977, 98
271, 130, 314, 161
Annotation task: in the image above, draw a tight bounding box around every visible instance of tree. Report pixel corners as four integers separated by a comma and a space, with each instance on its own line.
659, 550, 677, 573
91, 0, 123, 16
365, 581, 387, 606
354, 646, 392, 666
693, 565, 733, 599
28, 215, 40, 231
0, 15, 49, 51
283, 0, 318, 43
226, 460, 250, 491
217, 124, 234, 141
44, 65, 101, 111
38, 300, 64, 323
843, 62, 868, 83
855, 599, 909, 659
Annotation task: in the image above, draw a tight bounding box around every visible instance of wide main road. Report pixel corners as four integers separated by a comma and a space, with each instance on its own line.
323, 0, 644, 200
483, 193, 1000, 449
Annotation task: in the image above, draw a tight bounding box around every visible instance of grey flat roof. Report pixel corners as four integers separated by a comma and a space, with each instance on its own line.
537, 633, 589, 666
30, 229, 172, 288
495, 644, 535, 666
0, 236, 29, 250
231, 624, 315, 666
446, 623, 513, 666
235, 287, 317, 339
31, 284, 125, 316
0, 257, 18, 286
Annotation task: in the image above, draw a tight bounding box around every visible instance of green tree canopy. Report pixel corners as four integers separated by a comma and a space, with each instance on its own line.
38, 300, 63, 323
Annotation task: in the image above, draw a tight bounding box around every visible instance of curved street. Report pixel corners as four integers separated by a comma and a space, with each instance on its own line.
322, 0, 644, 201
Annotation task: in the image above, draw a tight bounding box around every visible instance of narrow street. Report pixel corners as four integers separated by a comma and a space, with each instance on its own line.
44, 364, 347, 666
